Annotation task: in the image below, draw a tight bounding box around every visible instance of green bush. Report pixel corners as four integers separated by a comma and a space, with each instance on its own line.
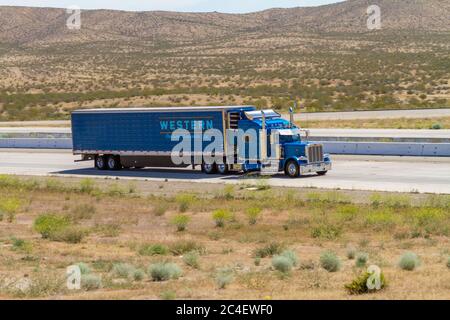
175, 193, 196, 212
133, 269, 146, 282
356, 252, 369, 268
216, 269, 233, 289
272, 256, 293, 273
431, 123, 443, 130
139, 243, 168, 256
311, 224, 342, 240
280, 249, 299, 267
112, 263, 136, 279
160, 290, 177, 300
254, 242, 284, 258
320, 251, 341, 272
183, 251, 199, 269
81, 274, 102, 291
169, 240, 205, 255
212, 209, 233, 227
148, 263, 182, 281
51, 226, 87, 243
76, 262, 91, 275
171, 214, 191, 232
11, 237, 33, 253
399, 252, 420, 271
246, 207, 262, 225
0, 198, 21, 222
345, 271, 386, 295
33, 214, 70, 239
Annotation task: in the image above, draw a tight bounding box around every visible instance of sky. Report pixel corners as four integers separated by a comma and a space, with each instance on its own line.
0, 0, 344, 13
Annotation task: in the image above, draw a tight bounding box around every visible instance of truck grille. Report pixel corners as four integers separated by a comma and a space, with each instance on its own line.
307, 144, 324, 163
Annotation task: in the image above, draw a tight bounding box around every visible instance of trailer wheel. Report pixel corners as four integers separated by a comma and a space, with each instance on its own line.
95, 155, 107, 170
107, 155, 122, 170
317, 171, 328, 176
217, 163, 229, 175
285, 160, 299, 178
202, 163, 217, 174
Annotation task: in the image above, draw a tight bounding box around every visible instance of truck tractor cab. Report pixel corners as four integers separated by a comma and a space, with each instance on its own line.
237, 109, 331, 177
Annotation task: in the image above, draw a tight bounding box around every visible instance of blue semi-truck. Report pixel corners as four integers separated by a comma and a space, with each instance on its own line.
71, 106, 331, 177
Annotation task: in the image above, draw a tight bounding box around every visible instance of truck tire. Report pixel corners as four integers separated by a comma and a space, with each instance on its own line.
202, 163, 217, 174
317, 171, 328, 176
107, 155, 122, 170
95, 155, 107, 170
217, 163, 229, 175
285, 160, 299, 178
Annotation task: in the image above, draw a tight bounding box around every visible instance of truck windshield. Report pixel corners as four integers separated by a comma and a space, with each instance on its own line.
279, 133, 301, 143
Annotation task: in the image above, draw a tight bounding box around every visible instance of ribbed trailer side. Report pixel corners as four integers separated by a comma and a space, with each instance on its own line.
71, 109, 226, 155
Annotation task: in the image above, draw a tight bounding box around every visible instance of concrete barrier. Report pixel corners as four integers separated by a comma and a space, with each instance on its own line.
0, 138, 72, 149
0, 138, 449, 157
318, 141, 450, 157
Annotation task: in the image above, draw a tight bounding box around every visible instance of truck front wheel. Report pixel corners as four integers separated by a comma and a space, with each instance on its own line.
285, 160, 299, 178
107, 155, 122, 170
317, 171, 327, 176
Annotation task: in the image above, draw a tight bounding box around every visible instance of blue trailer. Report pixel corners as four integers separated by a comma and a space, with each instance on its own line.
71, 106, 331, 177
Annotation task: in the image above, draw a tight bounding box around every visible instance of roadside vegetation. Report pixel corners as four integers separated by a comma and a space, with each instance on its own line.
0, 175, 449, 299
301, 117, 450, 130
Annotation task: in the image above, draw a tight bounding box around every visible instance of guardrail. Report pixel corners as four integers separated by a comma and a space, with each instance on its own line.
0, 138, 449, 156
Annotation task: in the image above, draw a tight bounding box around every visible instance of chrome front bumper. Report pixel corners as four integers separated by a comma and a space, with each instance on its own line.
299, 162, 332, 175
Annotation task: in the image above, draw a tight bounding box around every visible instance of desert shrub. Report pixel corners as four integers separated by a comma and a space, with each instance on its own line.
107, 184, 125, 196
411, 207, 447, 236
51, 226, 87, 243
272, 256, 293, 273
11, 237, 33, 254
139, 243, 168, 256
216, 268, 233, 289
33, 214, 70, 239
399, 252, 420, 271
254, 257, 261, 266
356, 252, 369, 268
183, 251, 199, 268
81, 274, 102, 291
175, 193, 196, 212
0, 198, 21, 222
335, 205, 358, 222
320, 251, 341, 272
76, 262, 91, 275
153, 203, 168, 216
345, 271, 386, 295
346, 245, 357, 260
70, 204, 96, 221
160, 290, 177, 300
447, 257, 450, 269
222, 185, 235, 200
365, 210, 399, 230
212, 209, 233, 227
246, 207, 262, 225
112, 263, 136, 279
79, 178, 95, 194
171, 214, 190, 231
254, 242, 284, 258
133, 269, 145, 282
12, 273, 65, 298
169, 240, 205, 255
431, 123, 443, 130
311, 224, 342, 240
370, 194, 410, 209
148, 263, 182, 281
94, 223, 121, 237
280, 249, 299, 267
